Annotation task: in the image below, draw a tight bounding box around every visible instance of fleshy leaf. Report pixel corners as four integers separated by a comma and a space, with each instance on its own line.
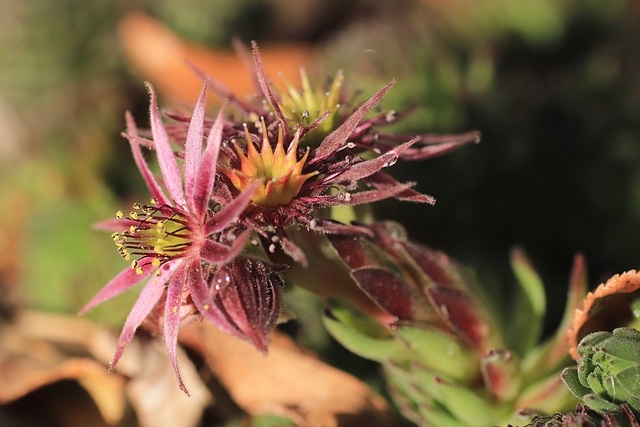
508, 248, 546, 356
480, 349, 522, 401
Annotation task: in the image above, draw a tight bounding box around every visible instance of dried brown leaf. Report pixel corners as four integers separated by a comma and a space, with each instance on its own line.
180, 323, 396, 427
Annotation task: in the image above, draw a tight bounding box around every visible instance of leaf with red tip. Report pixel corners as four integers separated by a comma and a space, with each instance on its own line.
328, 233, 384, 271
480, 349, 522, 401
351, 267, 420, 321
397, 240, 460, 287
146, 82, 186, 208
184, 80, 209, 212
425, 286, 494, 353
315, 81, 395, 160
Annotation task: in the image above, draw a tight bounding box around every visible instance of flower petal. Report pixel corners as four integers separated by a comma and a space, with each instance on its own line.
78, 264, 152, 315
110, 260, 179, 369
200, 230, 250, 265
184, 80, 209, 212
146, 82, 187, 208
124, 112, 170, 206
314, 81, 395, 160
193, 101, 226, 220
204, 180, 260, 235
163, 263, 190, 395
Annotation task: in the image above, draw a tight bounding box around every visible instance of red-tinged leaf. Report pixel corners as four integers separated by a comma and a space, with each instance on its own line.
480, 349, 522, 401
398, 240, 459, 287
425, 286, 491, 353
351, 267, 419, 321
251, 41, 289, 135
391, 130, 481, 161
328, 233, 382, 271
199, 231, 249, 265
333, 138, 419, 183
314, 81, 395, 160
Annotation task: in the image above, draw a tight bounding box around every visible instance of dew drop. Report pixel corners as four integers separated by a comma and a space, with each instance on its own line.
346, 142, 356, 149
226, 231, 236, 241
384, 155, 398, 167
343, 192, 352, 202
268, 244, 276, 253
337, 192, 345, 201
215, 274, 231, 290
309, 218, 319, 230
270, 235, 280, 243
250, 239, 259, 246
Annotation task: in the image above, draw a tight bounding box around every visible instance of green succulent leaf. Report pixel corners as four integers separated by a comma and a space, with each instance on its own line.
508, 248, 546, 356
393, 324, 480, 382
322, 307, 407, 362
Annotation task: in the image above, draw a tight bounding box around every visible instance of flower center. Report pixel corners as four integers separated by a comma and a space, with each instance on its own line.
112, 201, 194, 274
220, 119, 317, 208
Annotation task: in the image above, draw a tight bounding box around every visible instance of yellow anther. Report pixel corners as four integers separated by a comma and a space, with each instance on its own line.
129, 225, 136, 233
136, 267, 143, 275
132, 202, 141, 209
151, 258, 161, 267
116, 210, 124, 219
150, 198, 158, 205
131, 260, 138, 269
130, 212, 138, 220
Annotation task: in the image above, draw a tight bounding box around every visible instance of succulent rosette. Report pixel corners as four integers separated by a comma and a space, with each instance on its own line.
321, 221, 590, 426
562, 328, 640, 415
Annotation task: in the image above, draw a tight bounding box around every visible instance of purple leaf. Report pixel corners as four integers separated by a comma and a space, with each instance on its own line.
333, 138, 418, 183
366, 172, 436, 204
315, 81, 395, 159
352, 267, 417, 320
251, 41, 289, 134
425, 286, 490, 353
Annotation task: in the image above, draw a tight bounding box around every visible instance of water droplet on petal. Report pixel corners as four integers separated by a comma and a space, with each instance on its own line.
346, 142, 356, 149
268, 244, 276, 253
384, 155, 398, 167
215, 274, 231, 290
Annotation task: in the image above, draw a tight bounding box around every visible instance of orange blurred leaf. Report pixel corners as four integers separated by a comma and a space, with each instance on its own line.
118, 11, 315, 108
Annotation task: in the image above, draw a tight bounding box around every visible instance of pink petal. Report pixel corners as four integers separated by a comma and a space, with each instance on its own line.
184, 80, 209, 212
125, 112, 170, 206
193, 101, 226, 221
163, 263, 190, 395
200, 230, 250, 265
204, 180, 260, 235
314, 81, 395, 160
78, 264, 152, 315
146, 82, 186, 208
109, 260, 179, 369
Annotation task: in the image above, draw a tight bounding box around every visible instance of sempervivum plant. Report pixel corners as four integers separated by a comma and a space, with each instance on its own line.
561, 328, 640, 419
321, 221, 588, 426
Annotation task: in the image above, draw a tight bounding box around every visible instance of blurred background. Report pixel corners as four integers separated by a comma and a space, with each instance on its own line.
1, 0, 640, 424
